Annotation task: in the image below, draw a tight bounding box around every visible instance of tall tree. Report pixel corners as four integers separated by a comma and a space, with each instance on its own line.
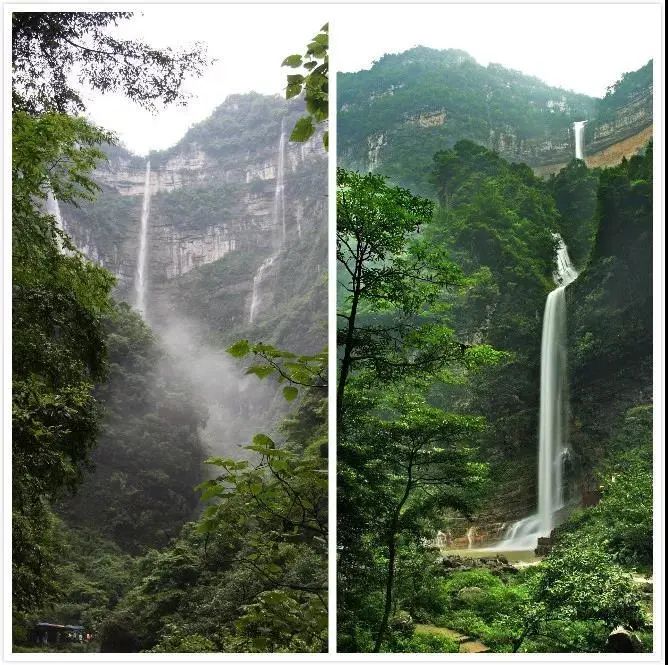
12, 111, 115, 614
336, 167, 465, 421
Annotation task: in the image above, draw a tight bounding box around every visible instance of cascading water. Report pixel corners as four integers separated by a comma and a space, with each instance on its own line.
134, 161, 152, 317
274, 118, 287, 242
573, 121, 587, 160
249, 255, 276, 324
494, 235, 579, 551
248, 120, 287, 323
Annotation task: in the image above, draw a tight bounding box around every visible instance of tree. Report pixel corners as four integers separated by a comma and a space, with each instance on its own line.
356, 395, 488, 651
282, 23, 328, 149
12, 11, 209, 114
12, 111, 115, 614
336, 170, 503, 653
96, 354, 328, 653
510, 536, 646, 652
336, 168, 468, 421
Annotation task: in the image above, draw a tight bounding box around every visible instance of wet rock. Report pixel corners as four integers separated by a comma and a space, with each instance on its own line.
441, 556, 463, 569
605, 627, 643, 653
535, 536, 553, 556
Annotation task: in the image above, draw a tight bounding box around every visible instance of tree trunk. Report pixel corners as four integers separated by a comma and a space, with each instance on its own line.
336, 279, 361, 423
373, 533, 397, 653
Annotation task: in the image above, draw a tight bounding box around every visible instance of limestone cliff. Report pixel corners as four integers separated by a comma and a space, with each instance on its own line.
61, 93, 327, 352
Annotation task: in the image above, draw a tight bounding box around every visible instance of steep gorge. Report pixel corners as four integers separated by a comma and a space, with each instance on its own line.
56, 93, 327, 536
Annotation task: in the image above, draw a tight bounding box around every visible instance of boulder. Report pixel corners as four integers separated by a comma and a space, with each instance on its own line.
389, 611, 414, 637
605, 627, 643, 653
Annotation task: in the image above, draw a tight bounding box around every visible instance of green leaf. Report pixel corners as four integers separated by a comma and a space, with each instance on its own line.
227, 339, 250, 358
290, 116, 315, 143
281, 54, 302, 68
283, 386, 298, 402
286, 83, 302, 100
252, 433, 274, 448
245, 365, 275, 379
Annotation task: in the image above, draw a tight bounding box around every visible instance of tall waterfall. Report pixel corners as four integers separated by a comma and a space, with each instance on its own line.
274, 118, 287, 242
573, 121, 587, 160
134, 161, 152, 317
495, 235, 578, 550
248, 121, 287, 323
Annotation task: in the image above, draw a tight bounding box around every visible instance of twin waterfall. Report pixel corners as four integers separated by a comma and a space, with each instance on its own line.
134, 161, 152, 317
496, 236, 579, 551
130, 123, 286, 325
249, 120, 287, 324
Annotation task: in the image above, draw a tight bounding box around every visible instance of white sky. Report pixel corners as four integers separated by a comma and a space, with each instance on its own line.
69, 3, 660, 156
79, 6, 326, 156
334, 4, 659, 97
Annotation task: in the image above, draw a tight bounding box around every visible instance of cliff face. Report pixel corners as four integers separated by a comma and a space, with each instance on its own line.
338, 48, 652, 192
61, 93, 327, 351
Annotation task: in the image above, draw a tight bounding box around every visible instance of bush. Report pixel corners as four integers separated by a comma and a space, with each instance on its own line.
392, 630, 459, 653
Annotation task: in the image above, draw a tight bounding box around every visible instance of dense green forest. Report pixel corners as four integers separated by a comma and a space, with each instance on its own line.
12, 12, 328, 654
337, 66, 653, 651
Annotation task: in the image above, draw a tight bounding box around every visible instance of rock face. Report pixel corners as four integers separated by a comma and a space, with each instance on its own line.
60, 93, 327, 351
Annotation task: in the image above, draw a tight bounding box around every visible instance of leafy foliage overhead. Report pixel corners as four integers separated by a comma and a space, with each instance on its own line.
283, 23, 328, 149
12, 11, 209, 114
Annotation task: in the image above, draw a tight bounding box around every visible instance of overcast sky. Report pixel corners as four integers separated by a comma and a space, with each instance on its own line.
334, 4, 659, 95
79, 3, 659, 156
81, 6, 326, 156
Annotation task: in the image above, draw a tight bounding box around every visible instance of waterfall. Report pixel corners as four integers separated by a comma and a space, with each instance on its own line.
494, 235, 579, 551
134, 161, 152, 317
249, 255, 276, 324
274, 118, 287, 242
573, 121, 587, 160
248, 120, 287, 323
45, 189, 65, 233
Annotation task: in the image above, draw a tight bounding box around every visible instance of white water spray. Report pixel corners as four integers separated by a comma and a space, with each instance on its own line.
249, 255, 276, 324
573, 121, 587, 160
134, 161, 152, 317
494, 235, 578, 551
248, 121, 287, 323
